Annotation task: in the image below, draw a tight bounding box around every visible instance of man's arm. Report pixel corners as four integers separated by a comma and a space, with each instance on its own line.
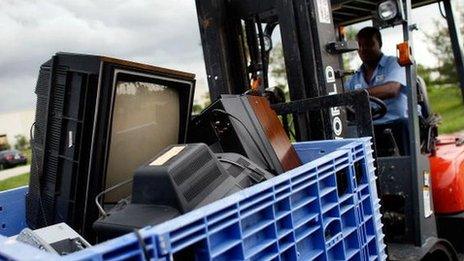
367, 81, 402, 100
368, 57, 406, 100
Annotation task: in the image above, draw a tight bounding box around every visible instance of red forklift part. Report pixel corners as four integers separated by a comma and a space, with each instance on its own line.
429, 135, 464, 214
396, 42, 414, 67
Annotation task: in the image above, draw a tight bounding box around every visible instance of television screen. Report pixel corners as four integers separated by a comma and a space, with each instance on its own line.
105, 72, 181, 202
26, 53, 195, 240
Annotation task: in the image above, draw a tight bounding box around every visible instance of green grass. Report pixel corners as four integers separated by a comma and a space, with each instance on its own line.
428, 85, 464, 134
0, 173, 29, 191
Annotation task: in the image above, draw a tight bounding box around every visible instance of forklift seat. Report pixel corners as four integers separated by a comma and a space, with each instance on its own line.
417, 76, 440, 153
417, 76, 431, 119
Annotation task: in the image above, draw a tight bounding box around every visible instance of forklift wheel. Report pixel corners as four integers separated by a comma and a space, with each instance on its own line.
422, 241, 459, 261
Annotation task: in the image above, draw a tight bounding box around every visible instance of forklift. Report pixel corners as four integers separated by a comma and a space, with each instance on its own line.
195, 0, 464, 259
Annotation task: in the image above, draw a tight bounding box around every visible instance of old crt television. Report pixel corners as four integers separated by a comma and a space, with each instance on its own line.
26, 53, 195, 237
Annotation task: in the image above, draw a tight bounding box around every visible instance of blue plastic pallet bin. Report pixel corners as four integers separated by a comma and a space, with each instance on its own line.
0, 138, 386, 260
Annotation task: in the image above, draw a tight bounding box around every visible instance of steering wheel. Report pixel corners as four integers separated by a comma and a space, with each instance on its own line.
369, 96, 387, 120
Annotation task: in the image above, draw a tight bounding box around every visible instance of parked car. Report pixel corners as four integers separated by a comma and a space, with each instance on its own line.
0, 150, 28, 170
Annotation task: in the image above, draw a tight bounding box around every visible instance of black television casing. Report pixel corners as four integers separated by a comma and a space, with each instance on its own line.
188, 95, 285, 175
26, 53, 195, 238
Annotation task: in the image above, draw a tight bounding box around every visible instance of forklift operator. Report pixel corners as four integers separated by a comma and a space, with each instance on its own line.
346, 26, 407, 125
346, 26, 410, 155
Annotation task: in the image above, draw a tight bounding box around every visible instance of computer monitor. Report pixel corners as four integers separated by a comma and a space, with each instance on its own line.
26, 53, 195, 239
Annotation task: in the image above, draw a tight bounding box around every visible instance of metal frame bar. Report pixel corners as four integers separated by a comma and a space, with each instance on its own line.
195, 0, 249, 100
275, 0, 312, 141
402, 0, 438, 246
332, 0, 442, 26
293, 0, 348, 140
403, 0, 422, 245
443, 0, 464, 102
339, 5, 373, 12
271, 90, 374, 139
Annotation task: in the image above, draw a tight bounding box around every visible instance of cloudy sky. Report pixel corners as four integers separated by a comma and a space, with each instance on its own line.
0, 0, 207, 113
0, 1, 459, 113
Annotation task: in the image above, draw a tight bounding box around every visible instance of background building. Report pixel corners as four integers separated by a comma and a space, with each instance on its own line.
0, 109, 35, 147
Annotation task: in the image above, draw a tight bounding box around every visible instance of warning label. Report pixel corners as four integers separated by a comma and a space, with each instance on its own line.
423, 188, 433, 218
423, 171, 433, 218
316, 0, 331, 24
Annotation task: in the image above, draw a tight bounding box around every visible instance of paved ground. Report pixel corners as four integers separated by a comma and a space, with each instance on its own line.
0, 165, 30, 181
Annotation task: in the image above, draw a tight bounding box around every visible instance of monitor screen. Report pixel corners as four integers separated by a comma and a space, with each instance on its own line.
104, 71, 181, 202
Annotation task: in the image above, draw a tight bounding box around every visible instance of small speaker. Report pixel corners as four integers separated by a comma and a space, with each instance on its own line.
94, 143, 274, 239
131, 143, 241, 212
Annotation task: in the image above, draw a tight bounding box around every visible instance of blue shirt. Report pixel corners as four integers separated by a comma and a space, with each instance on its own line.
346, 54, 407, 124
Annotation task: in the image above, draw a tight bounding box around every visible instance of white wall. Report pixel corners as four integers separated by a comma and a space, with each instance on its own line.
0, 109, 35, 146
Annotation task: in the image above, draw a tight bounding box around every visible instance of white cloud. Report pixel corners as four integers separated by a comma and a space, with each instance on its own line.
0, 74, 36, 113
0, 0, 208, 113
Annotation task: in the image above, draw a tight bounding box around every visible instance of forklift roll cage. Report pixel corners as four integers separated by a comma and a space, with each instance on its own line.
195, 0, 464, 259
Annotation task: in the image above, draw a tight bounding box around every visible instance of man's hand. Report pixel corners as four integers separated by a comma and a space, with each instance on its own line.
367, 81, 402, 100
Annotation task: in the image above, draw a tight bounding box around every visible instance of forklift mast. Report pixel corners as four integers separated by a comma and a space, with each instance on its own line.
196, 0, 464, 258
195, 0, 350, 141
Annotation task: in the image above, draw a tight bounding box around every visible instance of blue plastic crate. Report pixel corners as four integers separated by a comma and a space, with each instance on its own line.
0, 186, 27, 237
0, 138, 386, 260
293, 139, 386, 260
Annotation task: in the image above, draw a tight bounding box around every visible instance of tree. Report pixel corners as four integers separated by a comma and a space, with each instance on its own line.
342, 26, 358, 71
0, 142, 11, 151
192, 92, 211, 114
423, 9, 464, 85
269, 43, 288, 91
14, 135, 29, 151
417, 64, 434, 88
